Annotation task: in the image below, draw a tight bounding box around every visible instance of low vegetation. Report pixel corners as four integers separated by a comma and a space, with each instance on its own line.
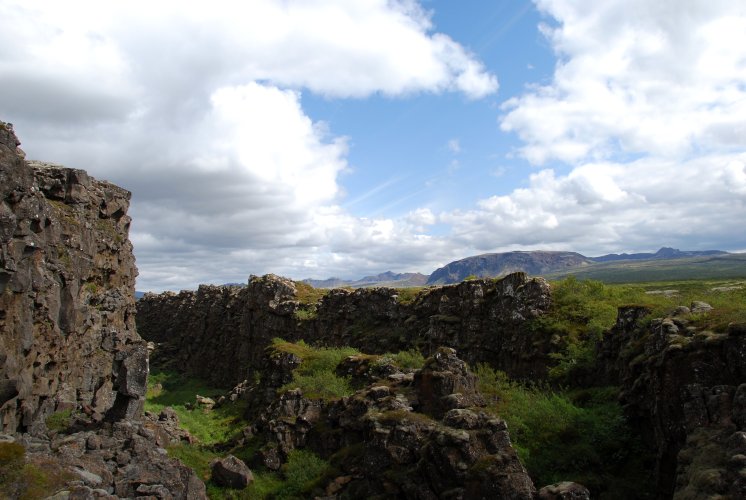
145, 367, 333, 499
272, 339, 359, 400
475, 364, 655, 498
146, 371, 246, 444
292, 281, 328, 305
536, 276, 746, 381
0, 442, 72, 499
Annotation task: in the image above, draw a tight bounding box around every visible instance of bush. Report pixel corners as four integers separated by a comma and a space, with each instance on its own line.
474, 364, 654, 497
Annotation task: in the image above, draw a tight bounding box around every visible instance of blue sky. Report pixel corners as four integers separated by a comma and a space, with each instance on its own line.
1, 0, 745, 291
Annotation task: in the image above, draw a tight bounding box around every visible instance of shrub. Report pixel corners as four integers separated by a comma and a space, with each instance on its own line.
272, 339, 358, 400
275, 449, 331, 499
474, 364, 654, 497
45, 409, 73, 433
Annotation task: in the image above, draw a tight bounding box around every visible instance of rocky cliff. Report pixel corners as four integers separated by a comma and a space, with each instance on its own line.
596, 305, 746, 499
0, 121, 145, 433
0, 122, 205, 498
136, 272, 554, 387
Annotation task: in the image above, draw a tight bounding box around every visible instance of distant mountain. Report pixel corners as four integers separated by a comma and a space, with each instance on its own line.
135, 291, 146, 300
426, 251, 592, 285
303, 271, 428, 289
592, 247, 728, 263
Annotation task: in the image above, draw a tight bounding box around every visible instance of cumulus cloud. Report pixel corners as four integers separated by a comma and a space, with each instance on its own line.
0, 0, 498, 290
501, 0, 746, 164
441, 153, 746, 254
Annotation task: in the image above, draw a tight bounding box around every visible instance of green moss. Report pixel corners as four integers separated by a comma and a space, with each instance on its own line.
376, 410, 435, 426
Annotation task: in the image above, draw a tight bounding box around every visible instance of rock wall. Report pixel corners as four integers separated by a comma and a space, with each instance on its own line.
0, 121, 146, 434
597, 306, 746, 498
136, 272, 554, 387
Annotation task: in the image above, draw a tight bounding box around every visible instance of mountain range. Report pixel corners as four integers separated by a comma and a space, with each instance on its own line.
302, 247, 736, 287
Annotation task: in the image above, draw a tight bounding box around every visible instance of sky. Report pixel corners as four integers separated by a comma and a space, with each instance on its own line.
1, 0, 745, 291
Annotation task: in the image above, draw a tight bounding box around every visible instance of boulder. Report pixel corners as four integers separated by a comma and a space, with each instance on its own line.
211, 455, 253, 489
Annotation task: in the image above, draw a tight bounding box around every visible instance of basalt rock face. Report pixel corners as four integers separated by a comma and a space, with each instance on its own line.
137, 272, 553, 387
0, 122, 206, 498
242, 347, 536, 499
0, 121, 144, 434
597, 306, 746, 499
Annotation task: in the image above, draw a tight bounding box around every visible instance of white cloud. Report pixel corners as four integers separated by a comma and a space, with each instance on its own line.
447, 139, 461, 154
0, 0, 499, 290
501, 0, 746, 164
441, 153, 746, 255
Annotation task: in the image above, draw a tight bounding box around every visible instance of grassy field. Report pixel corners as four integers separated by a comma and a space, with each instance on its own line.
543, 253, 746, 283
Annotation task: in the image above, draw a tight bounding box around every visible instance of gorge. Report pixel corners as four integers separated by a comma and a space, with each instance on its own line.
2, 120, 746, 499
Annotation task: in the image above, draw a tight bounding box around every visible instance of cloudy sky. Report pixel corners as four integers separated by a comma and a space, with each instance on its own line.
2, 0, 745, 291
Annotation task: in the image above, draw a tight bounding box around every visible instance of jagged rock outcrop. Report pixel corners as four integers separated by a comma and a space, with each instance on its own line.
597, 304, 746, 498
0, 121, 143, 433
0, 121, 206, 498
137, 272, 554, 387
244, 346, 537, 499
4, 419, 205, 498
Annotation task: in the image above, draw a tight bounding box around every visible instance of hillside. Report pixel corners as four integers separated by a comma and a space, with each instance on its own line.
543, 252, 746, 282
426, 251, 592, 285
591, 246, 728, 262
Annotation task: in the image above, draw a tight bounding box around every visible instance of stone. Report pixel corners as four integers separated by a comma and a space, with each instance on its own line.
538, 481, 591, 499
211, 455, 253, 489
691, 301, 713, 314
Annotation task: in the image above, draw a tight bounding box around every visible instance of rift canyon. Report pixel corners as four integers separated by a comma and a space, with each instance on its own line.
2, 121, 746, 500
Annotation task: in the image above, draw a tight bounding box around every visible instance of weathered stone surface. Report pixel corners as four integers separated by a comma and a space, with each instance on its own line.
241, 347, 537, 499
597, 305, 746, 499
0, 121, 143, 435
0, 121, 206, 498
211, 455, 253, 489
414, 347, 484, 418
137, 272, 554, 388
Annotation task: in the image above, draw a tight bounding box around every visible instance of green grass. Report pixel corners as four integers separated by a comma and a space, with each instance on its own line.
146, 370, 247, 444
543, 253, 746, 283
293, 281, 328, 305
377, 349, 426, 370
393, 287, 425, 305
272, 339, 359, 400
475, 364, 654, 498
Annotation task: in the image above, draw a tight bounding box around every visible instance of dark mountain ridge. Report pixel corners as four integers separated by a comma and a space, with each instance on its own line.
426, 250, 592, 285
